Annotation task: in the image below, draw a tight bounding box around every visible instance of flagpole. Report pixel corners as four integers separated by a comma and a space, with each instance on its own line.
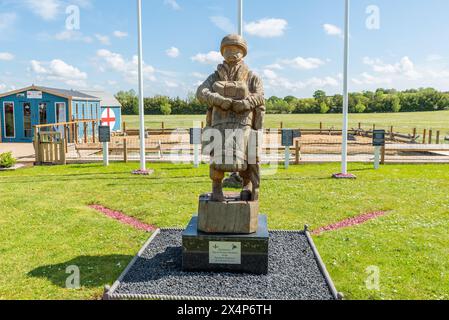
334, 0, 355, 179
137, 0, 146, 171
238, 0, 243, 36
342, 0, 350, 175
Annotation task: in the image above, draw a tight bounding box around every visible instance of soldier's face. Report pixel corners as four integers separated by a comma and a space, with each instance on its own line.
223, 45, 244, 64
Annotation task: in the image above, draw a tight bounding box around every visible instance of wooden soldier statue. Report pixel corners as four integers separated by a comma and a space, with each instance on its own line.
197, 34, 265, 202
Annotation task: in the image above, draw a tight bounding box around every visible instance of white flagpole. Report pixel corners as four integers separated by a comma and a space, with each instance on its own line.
238, 0, 243, 36
341, 0, 350, 175
137, 0, 146, 171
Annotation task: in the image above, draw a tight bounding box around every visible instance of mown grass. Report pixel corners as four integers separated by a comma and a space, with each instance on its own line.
123, 111, 449, 135
0, 163, 448, 300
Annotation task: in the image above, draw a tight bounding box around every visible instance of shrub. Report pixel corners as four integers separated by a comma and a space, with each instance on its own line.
0, 152, 16, 168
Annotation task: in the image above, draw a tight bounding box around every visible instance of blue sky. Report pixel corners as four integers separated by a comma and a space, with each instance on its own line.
1, 0, 449, 98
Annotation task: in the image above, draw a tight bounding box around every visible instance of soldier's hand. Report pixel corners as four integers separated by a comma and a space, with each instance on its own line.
232, 100, 251, 113
220, 97, 233, 111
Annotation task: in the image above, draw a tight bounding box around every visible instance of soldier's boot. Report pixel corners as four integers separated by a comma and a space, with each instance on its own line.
212, 180, 225, 202
249, 164, 260, 201
240, 170, 253, 201
211, 168, 225, 202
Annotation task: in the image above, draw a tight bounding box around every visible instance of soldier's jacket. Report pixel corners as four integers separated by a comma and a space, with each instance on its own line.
197, 61, 265, 172
197, 61, 265, 131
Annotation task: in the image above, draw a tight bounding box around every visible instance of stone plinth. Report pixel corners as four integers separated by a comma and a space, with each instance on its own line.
198, 193, 259, 234
182, 215, 269, 275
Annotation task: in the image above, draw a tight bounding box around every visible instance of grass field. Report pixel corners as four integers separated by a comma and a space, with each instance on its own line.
1, 163, 448, 300
123, 110, 449, 134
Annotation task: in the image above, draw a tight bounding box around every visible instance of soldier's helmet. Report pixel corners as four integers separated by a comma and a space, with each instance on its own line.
220, 34, 248, 57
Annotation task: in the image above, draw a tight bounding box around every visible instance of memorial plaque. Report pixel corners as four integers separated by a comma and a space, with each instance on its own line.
282, 129, 301, 147
373, 130, 386, 147
209, 242, 241, 265
99, 126, 111, 143
190, 128, 202, 145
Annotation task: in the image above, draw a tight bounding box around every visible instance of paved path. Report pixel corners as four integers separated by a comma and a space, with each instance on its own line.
0, 143, 35, 163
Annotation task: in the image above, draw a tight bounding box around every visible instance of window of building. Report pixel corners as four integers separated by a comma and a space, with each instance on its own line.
55, 102, 66, 123
23, 102, 32, 138
3, 102, 15, 138
39, 103, 47, 125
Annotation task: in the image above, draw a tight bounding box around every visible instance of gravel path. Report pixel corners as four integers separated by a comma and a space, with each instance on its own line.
112, 230, 335, 300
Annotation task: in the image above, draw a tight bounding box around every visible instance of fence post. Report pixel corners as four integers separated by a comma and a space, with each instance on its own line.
162, 122, 165, 133
429, 130, 433, 144
436, 131, 440, 144
280, 122, 283, 129
295, 140, 300, 165
122, 121, 127, 134
381, 146, 386, 165
123, 137, 128, 163
320, 122, 323, 134
92, 121, 96, 143
413, 128, 417, 139
423, 129, 427, 144
64, 125, 69, 153
358, 122, 362, 130
34, 127, 40, 165
84, 122, 88, 144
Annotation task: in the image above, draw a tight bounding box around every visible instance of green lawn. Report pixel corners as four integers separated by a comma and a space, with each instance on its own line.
1, 163, 448, 300
123, 111, 449, 135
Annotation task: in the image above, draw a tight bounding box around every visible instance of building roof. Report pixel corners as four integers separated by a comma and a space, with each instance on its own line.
0, 85, 101, 101
79, 90, 122, 107
40, 87, 100, 100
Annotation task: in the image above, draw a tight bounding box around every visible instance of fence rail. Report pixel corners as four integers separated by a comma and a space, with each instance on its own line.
30, 119, 449, 165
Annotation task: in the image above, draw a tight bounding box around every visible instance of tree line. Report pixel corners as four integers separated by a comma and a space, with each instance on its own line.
116, 88, 449, 116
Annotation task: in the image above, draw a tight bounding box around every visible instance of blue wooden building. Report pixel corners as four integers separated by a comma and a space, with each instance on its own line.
0, 86, 122, 143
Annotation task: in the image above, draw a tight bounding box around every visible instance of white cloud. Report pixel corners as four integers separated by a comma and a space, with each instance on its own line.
24, 0, 61, 20
191, 51, 222, 65
54, 30, 93, 43
113, 30, 128, 39
363, 56, 421, 80
96, 49, 156, 83
0, 53, 15, 61
113, 31, 128, 38
352, 72, 392, 85
164, 0, 180, 10
30, 59, 88, 87
261, 69, 339, 92
263, 69, 278, 80
95, 34, 111, 45
244, 18, 288, 38
210, 16, 235, 33
323, 24, 342, 37
280, 57, 326, 70
166, 47, 180, 58
265, 63, 284, 70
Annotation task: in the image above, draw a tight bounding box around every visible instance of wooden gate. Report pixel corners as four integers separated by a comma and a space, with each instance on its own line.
34, 131, 66, 165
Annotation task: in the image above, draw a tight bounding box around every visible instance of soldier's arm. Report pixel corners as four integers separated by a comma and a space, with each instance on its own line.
246, 74, 265, 110
197, 73, 231, 109
232, 75, 265, 114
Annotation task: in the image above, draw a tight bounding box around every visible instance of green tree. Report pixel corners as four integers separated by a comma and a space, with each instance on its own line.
319, 102, 330, 114
160, 103, 172, 115
115, 90, 138, 115
354, 102, 366, 113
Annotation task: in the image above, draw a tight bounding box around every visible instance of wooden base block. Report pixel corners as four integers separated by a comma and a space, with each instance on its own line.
198, 193, 259, 234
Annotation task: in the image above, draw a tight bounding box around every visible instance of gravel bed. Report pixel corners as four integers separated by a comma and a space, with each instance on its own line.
111, 230, 335, 300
